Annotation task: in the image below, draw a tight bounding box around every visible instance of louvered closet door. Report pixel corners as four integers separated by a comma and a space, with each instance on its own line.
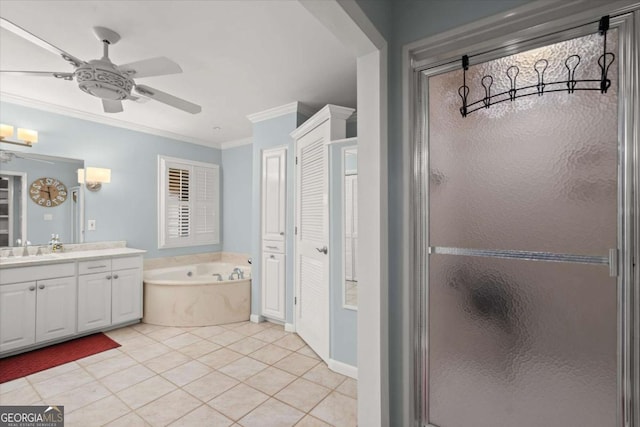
295, 124, 330, 362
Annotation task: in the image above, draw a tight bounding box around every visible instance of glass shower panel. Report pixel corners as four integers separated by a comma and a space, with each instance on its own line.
428, 31, 618, 256
428, 254, 617, 427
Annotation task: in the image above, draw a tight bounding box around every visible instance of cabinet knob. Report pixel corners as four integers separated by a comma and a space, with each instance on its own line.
106, 275, 112, 280
113, 274, 119, 279
270, 254, 275, 259
279, 232, 285, 236
38, 284, 45, 290
29, 286, 35, 291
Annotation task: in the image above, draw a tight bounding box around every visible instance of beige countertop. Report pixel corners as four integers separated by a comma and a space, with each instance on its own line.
0, 247, 146, 268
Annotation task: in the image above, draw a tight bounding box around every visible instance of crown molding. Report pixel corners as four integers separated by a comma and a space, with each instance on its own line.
221, 137, 253, 150
0, 92, 222, 149
290, 104, 355, 140
246, 101, 315, 123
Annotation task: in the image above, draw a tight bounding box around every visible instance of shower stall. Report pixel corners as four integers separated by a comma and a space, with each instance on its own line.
411, 6, 638, 427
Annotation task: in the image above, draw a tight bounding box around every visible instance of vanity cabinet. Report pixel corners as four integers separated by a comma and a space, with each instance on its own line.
77, 256, 143, 333
0, 250, 144, 356
0, 262, 77, 353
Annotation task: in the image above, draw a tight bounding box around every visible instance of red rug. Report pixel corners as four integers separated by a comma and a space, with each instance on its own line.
0, 333, 121, 383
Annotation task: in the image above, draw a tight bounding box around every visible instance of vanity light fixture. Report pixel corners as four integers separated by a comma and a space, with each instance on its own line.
0, 124, 38, 147
77, 167, 111, 192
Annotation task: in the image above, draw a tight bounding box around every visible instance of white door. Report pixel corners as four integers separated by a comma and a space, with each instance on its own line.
295, 124, 330, 361
36, 277, 77, 342
0, 281, 36, 352
78, 272, 112, 332
111, 268, 142, 324
262, 252, 285, 320
262, 147, 287, 242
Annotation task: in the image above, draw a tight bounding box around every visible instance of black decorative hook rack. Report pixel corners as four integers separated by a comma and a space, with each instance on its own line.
459, 15, 614, 117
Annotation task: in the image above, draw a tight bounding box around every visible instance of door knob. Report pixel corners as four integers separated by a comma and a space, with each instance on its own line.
316, 246, 328, 254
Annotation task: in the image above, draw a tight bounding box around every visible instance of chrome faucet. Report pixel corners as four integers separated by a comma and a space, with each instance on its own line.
212, 273, 223, 281
229, 267, 244, 280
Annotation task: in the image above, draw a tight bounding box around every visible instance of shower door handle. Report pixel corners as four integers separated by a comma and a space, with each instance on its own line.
316, 246, 328, 255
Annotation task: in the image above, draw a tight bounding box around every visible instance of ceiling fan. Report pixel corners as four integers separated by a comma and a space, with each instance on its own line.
0, 18, 201, 114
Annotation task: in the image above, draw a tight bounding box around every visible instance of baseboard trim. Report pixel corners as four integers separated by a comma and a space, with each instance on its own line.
284, 323, 296, 332
250, 314, 264, 323
328, 358, 357, 379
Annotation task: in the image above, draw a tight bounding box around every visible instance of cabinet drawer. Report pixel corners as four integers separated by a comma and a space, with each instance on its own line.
112, 255, 142, 271
78, 259, 112, 275
0, 263, 75, 285
263, 241, 284, 253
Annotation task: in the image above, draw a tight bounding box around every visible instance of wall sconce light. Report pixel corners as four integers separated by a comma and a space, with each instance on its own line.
0, 124, 38, 147
78, 167, 111, 192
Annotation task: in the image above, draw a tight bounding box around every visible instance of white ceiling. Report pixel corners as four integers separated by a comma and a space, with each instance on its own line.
0, 1, 357, 147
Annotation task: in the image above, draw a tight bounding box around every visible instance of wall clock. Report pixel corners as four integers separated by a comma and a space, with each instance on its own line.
29, 177, 68, 207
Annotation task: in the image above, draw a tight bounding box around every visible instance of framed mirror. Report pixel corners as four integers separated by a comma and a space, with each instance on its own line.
0, 150, 84, 247
343, 147, 357, 310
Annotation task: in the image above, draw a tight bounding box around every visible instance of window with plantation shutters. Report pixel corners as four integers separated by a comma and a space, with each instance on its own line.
158, 156, 220, 248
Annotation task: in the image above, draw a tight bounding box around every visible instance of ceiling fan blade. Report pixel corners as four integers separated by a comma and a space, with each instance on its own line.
134, 84, 201, 114
126, 94, 150, 104
0, 70, 74, 80
0, 18, 85, 68
102, 99, 124, 113
118, 57, 182, 78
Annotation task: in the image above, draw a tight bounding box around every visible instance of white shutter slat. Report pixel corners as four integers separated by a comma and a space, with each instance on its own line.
300, 138, 325, 243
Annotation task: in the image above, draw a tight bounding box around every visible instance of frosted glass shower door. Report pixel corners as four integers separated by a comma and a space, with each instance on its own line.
426, 31, 620, 427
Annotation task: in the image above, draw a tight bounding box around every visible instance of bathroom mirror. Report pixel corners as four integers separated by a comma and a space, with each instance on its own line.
0, 150, 84, 247
343, 147, 358, 309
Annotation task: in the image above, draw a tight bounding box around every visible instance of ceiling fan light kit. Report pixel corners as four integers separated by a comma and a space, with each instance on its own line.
0, 18, 201, 115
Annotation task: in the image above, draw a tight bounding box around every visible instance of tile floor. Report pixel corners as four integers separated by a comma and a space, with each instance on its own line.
0, 321, 357, 427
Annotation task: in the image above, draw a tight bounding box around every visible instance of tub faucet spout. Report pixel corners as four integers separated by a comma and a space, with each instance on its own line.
212, 273, 223, 281
231, 267, 244, 280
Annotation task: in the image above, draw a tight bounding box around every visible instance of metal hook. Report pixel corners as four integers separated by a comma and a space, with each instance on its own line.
458, 85, 470, 117
481, 75, 493, 108
506, 66, 519, 101
597, 52, 615, 93
534, 59, 548, 96
565, 55, 581, 94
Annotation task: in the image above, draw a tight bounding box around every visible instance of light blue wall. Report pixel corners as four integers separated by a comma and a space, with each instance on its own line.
221, 143, 253, 254
0, 101, 222, 258
250, 112, 307, 323
3, 156, 82, 245
356, 0, 533, 424
329, 140, 357, 366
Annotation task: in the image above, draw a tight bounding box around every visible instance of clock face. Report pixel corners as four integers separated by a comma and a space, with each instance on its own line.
29, 177, 68, 207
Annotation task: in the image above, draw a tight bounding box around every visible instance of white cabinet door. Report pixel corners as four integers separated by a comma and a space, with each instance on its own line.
111, 268, 142, 325
262, 147, 287, 242
78, 272, 112, 332
262, 252, 285, 320
0, 281, 36, 352
35, 277, 77, 343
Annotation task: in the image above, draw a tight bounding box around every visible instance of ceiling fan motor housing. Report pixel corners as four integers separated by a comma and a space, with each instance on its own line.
75, 60, 133, 100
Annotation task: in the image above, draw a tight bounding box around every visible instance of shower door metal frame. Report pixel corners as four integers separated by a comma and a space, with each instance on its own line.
409, 4, 639, 427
